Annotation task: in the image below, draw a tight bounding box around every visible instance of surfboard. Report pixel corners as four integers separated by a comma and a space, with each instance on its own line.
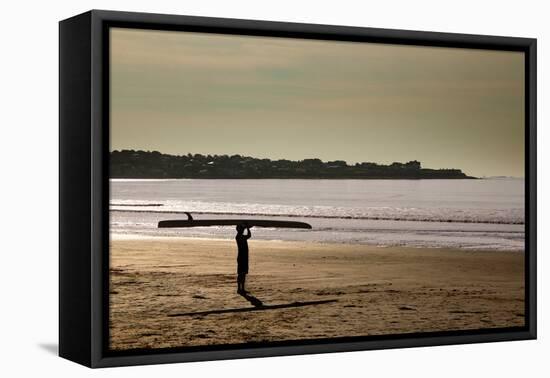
158, 213, 312, 229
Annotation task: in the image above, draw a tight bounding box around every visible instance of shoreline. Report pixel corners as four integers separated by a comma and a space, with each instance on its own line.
110, 233, 524, 253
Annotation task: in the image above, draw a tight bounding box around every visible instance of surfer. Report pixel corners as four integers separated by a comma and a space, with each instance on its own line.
236, 224, 252, 293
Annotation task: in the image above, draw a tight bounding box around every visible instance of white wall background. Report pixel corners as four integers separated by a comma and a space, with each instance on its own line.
1, 0, 547, 376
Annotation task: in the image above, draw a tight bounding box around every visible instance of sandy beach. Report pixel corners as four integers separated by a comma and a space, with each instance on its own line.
108, 237, 525, 351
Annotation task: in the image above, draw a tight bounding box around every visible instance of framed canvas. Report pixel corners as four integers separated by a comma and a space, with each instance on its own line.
59, 10, 537, 368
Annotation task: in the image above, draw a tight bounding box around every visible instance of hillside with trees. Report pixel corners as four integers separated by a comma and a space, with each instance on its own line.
110, 150, 475, 179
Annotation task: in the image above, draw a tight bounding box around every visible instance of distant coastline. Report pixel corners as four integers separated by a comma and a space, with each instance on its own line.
110, 150, 476, 179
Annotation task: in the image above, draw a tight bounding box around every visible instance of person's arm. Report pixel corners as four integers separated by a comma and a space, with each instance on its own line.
245, 226, 252, 239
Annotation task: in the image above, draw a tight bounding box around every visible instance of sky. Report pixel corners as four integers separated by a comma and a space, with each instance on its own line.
110, 27, 525, 177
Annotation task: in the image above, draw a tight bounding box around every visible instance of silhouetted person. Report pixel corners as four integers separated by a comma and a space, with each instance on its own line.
236, 224, 251, 293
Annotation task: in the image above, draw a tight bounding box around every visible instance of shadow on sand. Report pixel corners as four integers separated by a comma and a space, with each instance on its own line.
168, 292, 337, 317
239, 291, 265, 308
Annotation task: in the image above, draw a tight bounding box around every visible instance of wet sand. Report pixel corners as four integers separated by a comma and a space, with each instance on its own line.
109, 238, 525, 351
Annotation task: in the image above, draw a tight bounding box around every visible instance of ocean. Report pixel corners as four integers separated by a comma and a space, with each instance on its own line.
110, 178, 525, 251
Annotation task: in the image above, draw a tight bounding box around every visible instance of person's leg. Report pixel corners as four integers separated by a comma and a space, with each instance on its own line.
237, 273, 244, 292
242, 273, 247, 292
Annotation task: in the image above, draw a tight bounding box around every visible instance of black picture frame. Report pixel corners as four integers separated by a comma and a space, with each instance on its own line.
59, 9, 537, 368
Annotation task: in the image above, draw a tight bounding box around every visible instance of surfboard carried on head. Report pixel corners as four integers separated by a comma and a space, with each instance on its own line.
158, 212, 312, 229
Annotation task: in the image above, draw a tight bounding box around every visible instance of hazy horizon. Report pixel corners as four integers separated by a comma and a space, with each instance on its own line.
110, 28, 525, 178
